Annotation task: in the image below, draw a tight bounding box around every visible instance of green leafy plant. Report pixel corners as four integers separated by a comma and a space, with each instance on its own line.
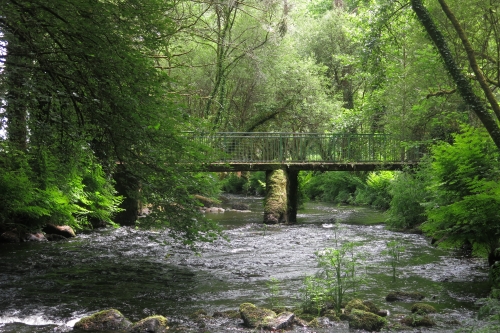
266, 277, 282, 309
301, 223, 365, 315
382, 239, 405, 282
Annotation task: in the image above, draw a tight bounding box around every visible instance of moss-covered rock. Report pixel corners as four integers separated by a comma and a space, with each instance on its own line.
345, 299, 370, 313
411, 303, 437, 315
129, 315, 168, 333
239, 303, 276, 328
348, 309, 387, 332
262, 311, 294, 330
323, 309, 340, 321
386, 291, 425, 302
73, 309, 132, 331
307, 317, 331, 328
401, 314, 436, 327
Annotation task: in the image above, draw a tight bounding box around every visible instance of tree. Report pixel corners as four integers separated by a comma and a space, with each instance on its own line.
410, 0, 500, 149
0, 0, 220, 242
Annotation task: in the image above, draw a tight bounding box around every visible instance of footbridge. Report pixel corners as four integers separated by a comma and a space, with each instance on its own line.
191, 132, 421, 171
188, 132, 422, 224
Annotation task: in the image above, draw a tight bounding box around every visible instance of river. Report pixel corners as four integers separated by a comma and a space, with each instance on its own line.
0, 195, 492, 332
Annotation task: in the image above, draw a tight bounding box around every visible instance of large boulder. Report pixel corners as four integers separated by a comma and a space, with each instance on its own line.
73, 309, 132, 331
348, 309, 387, 332
0, 231, 20, 243
129, 315, 168, 333
43, 224, 76, 238
239, 303, 276, 328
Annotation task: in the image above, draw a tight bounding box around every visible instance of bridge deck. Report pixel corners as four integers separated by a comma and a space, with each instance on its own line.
188, 132, 421, 171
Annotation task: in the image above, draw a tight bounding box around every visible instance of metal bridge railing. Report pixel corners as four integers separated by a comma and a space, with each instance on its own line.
188, 132, 421, 164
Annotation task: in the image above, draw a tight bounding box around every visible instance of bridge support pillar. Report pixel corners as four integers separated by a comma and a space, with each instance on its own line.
263, 169, 287, 224
285, 168, 299, 223
262, 168, 299, 224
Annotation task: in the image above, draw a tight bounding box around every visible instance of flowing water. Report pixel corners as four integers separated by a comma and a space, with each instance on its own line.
0, 195, 492, 332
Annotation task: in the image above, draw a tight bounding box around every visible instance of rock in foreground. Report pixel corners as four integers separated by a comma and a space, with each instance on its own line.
130, 315, 168, 333
73, 309, 132, 331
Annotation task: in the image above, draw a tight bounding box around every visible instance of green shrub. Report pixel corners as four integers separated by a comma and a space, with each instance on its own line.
386, 165, 430, 230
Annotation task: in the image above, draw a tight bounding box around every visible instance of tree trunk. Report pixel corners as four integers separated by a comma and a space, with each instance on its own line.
411, 0, 500, 150
4, 35, 29, 151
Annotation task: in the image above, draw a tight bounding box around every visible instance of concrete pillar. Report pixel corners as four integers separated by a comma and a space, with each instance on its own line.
285, 168, 299, 223
263, 169, 287, 224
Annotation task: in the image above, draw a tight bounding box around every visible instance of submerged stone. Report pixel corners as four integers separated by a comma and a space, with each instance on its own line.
348, 309, 387, 332
130, 315, 168, 333
411, 303, 437, 315
401, 314, 436, 327
73, 309, 132, 331
386, 291, 425, 302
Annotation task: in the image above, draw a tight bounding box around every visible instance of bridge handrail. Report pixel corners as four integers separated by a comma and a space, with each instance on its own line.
186, 132, 422, 164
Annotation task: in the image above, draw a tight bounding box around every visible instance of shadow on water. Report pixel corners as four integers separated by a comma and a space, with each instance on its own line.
0, 196, 492, 332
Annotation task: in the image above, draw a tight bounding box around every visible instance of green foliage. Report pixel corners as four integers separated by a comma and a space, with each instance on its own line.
354, 171, 394, 209
386, 165, 430, 229
0, 143, 122, 232
301, 223, 365, 315
382, 239, 405, 282
220, 172, 266, 195
265, 277, 282, 309
422, 126, 500, 264
303, 171, 363, 204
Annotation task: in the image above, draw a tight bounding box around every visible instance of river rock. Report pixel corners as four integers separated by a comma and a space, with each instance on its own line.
231, 202, 250, 211
386, 291, 425, 302
129, 315, 168, 333
24, 232, 47, 242
0, 231, 20, 243
239, 303, 276, 328
46, 234, 67, 241
43, 224, 76, 238
401, 314, 436, 327
411, 303, 437, 315
347, 309, 387, 332
73, 309, 132, 331
263, 311, 294, 330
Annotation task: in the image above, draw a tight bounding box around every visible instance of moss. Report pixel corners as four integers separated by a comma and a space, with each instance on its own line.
213, 310, 240, 319
323, 309, 340, 321
263, 170, 287, 223
411, 303, 437, 315
74, 309, 132, 331
190, 309, 208, 319
401, 314, 436, 327
345, 299, 370, 313
130, 315, 168, 333
386, 291, 425, 302
239, 303, 276, 328
348, 309, 387, 332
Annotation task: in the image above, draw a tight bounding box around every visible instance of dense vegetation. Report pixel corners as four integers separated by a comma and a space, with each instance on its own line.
2, 0, 500, 269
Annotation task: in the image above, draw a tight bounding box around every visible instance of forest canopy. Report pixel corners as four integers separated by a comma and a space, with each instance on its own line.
1, 0, 500, 252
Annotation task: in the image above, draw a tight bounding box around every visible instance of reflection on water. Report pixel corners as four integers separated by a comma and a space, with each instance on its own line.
0, 196, 491, 332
